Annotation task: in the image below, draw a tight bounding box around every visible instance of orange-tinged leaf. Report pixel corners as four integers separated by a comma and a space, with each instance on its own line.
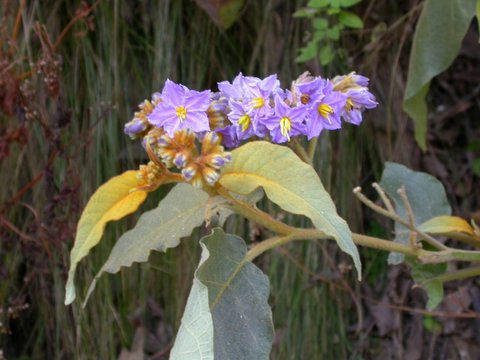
65, 171, 147, 305
418, 215, 474, 236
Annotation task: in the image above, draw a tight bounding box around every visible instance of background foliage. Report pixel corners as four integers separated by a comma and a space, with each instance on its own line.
1, 0, 479, 359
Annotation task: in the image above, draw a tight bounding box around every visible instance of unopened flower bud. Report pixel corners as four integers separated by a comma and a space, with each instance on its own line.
181, 166, 197, 182
202, 167, 220, 186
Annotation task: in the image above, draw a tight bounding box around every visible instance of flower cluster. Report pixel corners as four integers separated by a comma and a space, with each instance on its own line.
125, 72, 377, 187
215, 71, 377, 145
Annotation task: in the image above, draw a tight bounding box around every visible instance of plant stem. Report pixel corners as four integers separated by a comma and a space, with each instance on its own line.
351, 233, 419, 257
307, 136, 318, 161
425, 266, 480, 284
218, 186, 480, 267
419, 249, 480, 264
246, 232, 321, 262
217, 186, 296, 235
291, 138, 312, 165
353, 187, 448, 250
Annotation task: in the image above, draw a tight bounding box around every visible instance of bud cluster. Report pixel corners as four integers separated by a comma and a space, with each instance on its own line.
136, 161, 164, 188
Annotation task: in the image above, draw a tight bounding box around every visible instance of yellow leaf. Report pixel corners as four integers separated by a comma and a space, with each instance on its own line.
65, 171, 147, 305
418, 215, 474, 235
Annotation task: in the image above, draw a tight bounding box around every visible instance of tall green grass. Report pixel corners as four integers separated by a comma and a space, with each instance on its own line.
0, 1, 385, 358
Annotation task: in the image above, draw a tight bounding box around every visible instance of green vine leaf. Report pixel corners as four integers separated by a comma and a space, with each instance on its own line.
403, 0, 476, 150
338, 10, 363, 28
83, 183, 209, 305
65, 171, 147, 305
172, 228, 273, 359
339, 0, 362, 7
219, 141, 361, 279
379, 162, 451, 264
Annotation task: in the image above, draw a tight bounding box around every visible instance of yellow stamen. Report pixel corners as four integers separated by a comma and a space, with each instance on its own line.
251, 97, 265, 109
317, 103, 334, 119
280, 117, 292, 139
176, 106, 187, 120
238, 115, 251, 132
345, 98, 354, 112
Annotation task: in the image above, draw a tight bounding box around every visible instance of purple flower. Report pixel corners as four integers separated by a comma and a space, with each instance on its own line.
341, 88, 378, 125
218, 73, 249, 100
294, 77, 325, 106
332, 72, 370, 90
263, 95, 307, 143
303, 81, 346, 139
227, 100, 256, 140
217, 73, 264, 101
245, 74, 280, 118
148, 79, 211, 136
216, 125, 241, 149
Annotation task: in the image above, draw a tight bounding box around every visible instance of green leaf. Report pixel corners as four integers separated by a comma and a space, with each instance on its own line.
326, 25, 341, 40
319, 45, 335, 65
171, 228, 273, 359
313, 18, 328, 30
339, 0, 362, 7
293, 8, 317, 18
338, 10, 363, 28
296, 40, 318, 63
379, 162, 451, 264
307, 0, 329, 8
403, 0, 476, 150
330, 0, 341, 8
65, 171, 147, 305
473, 158, 480, 176
193, 0, 244, 30
312, 29, 327, 42
423, 315, 442, 334
423, 279, 444, 310
219, 141, 361, 279
83, 183, 209, 305
407, 258, 446, 310
326, 7, 341, 15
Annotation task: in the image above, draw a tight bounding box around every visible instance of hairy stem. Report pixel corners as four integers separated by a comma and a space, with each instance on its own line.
307, 136, 318, 161
291, 138, 312, 165
425, 266, 480, 283
353, 187, 448, 250
246, 232, 324, 262
216, 186, 296, 235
